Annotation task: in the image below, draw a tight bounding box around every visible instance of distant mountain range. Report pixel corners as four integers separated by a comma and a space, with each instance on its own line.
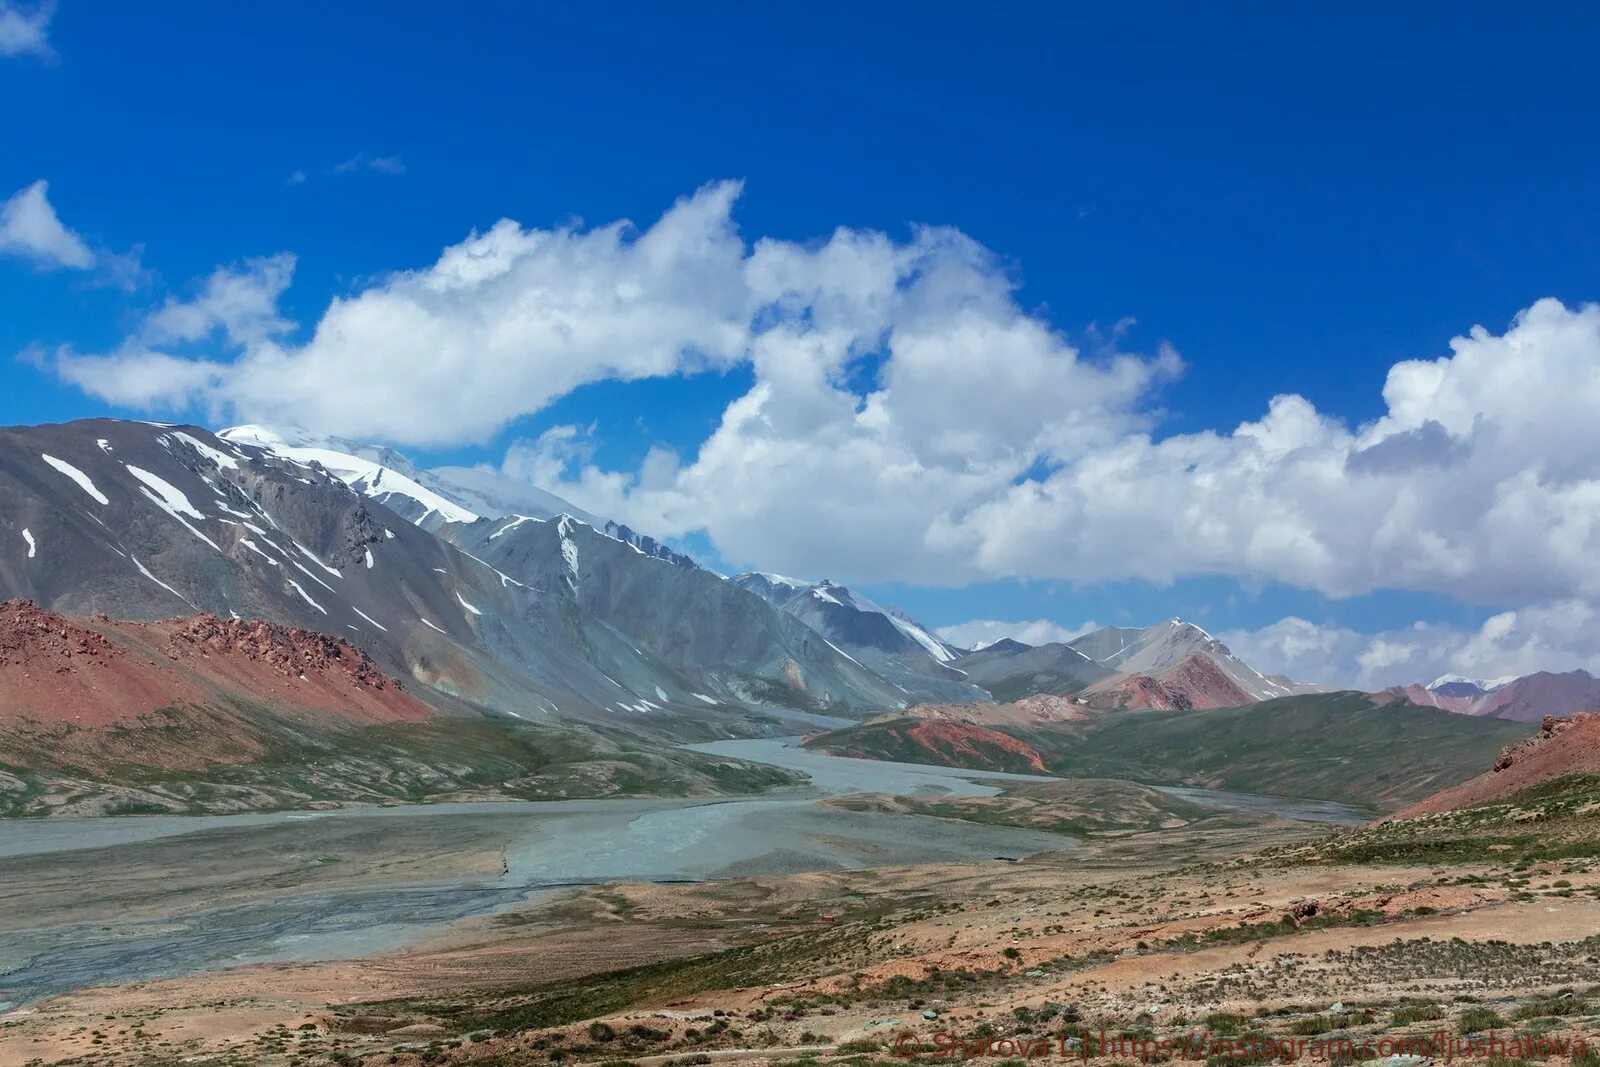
938, 619, 1325, 711
1379, 669, 1600, 723
729, 573, 986, 704
1, 417, 1595, 815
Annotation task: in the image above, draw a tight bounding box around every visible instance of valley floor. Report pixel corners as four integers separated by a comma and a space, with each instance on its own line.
4, 756, 1600, 1067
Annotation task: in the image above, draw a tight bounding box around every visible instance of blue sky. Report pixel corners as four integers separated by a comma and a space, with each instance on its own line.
4, 2, 1600, 684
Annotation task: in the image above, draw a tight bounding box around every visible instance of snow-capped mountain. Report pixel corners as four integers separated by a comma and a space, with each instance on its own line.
1427, 673, 1517, 695
729, 575, 953, 659
0, 419, 908, 736
1071, 618, 1316, 703
944, 619, 1324, 711
730, 574, 985, 703
219, 424, 490, 525
1383, 669, 1600, 723
219, 425, 698, 570
2, 418, 1348, 736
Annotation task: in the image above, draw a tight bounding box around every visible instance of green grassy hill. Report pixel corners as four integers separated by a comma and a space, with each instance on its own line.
1274, 772, 1600, 865
807, 693, 1534, 810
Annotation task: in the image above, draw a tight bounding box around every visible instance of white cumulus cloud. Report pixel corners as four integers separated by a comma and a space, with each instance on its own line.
0, 180, 93, 269
43, 183, 1600, 687
1223, 600, 1600, 690
143, 254, 297, 347
56, 182, 754, 442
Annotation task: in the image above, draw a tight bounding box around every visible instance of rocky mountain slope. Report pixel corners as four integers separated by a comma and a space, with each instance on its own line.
0, 419, 906, 738
0, 418, 633, 723
448, 517, 911, 716
943, 637, 1111, 701
730, 573, 984, 704
1079, 650, 1257, 710
0, 599, 795, 816
219, 425, 695, 567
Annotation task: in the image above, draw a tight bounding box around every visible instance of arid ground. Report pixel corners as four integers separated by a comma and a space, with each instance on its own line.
5, 767, 1599, 1067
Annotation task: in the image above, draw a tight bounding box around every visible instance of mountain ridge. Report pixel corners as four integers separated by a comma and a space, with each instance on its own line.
0, 419, 900, 740
1378, 668, 1600, 723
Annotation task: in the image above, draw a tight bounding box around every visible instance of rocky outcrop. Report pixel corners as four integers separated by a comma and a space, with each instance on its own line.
1492, 713, 1598, 771
0, 601, 432, 738
162, 613, 396, 691
0, 598, 121, 668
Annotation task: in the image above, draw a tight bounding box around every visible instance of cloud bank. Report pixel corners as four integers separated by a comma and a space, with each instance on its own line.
42, 182, 1600, 683
1222, 600, 1600, 691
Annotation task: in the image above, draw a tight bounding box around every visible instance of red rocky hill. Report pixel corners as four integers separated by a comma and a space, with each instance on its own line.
0, 599, 431, 772
1, 599, 429, 726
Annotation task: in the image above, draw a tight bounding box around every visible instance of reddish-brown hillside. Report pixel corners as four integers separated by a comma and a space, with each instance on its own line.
0, 599, 432, 737
1398, 712, 1600, 816
902, 720, 1049, 773
812, 715, 1050, 775
0, 601, 798, 818
1082, 652, 1255, 711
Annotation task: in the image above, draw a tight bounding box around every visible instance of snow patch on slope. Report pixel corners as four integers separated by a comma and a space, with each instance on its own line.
41, 454, 109, 505
351, 605, 388, 632
130, 555, 189, 604
885, 611, 956, 662
239, 538, 279, 565
173, 431, 241, 470
125, 464, 222, 552
125, 465, 204, 519
558, 516, 580, 578
285, 577, 327, 613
